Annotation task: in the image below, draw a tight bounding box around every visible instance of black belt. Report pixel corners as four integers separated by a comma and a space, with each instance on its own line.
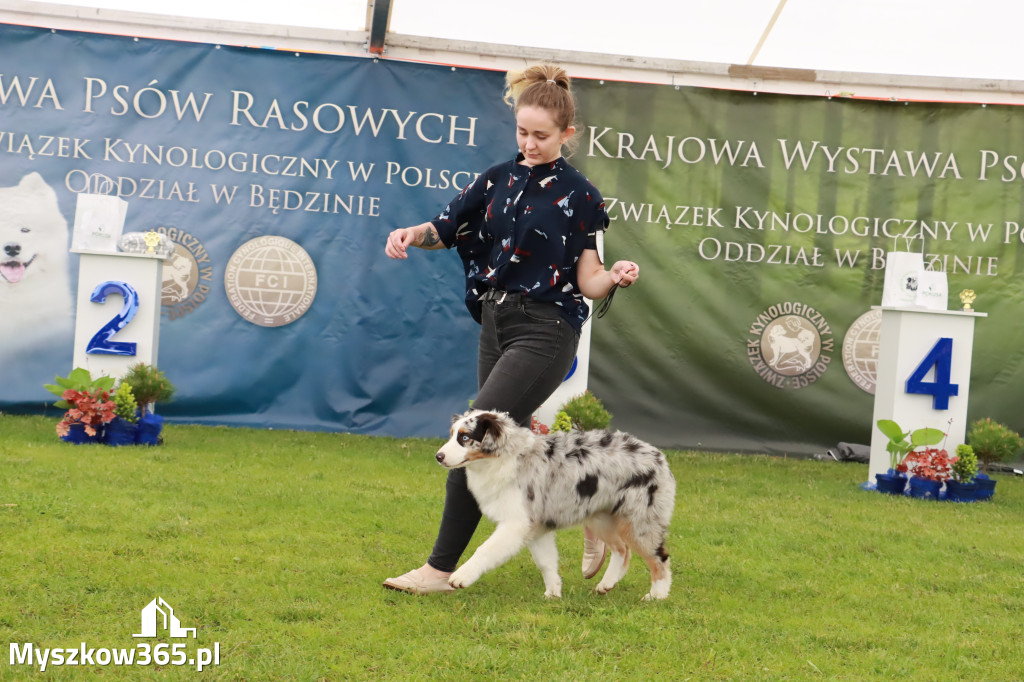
478, 289, 524, 304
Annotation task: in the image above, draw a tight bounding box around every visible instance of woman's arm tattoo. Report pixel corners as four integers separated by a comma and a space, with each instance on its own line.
420, 226, 441, 247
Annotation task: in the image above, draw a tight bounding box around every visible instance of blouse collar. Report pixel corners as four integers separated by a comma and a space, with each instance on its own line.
514, 152, 567, 173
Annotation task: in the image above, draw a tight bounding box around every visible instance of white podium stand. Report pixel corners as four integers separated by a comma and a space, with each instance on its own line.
71, 249, 165, 381
868, 305, 987, 482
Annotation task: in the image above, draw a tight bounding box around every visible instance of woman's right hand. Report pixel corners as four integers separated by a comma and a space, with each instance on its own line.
385, 227, 416, 260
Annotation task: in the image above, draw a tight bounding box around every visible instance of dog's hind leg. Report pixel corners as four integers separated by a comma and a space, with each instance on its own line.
527, 531, 562, 598
636, 542, 672, 601
449, 522, 530, 590
626, 516, 672, 600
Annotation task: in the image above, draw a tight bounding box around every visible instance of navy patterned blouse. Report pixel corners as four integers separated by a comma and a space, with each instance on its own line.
431, 153, 609, 333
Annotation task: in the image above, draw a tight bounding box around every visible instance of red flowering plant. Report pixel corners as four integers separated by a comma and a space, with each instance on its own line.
55, 388, 116, 438
530, 416, 549, 435
899, 446, 956, 482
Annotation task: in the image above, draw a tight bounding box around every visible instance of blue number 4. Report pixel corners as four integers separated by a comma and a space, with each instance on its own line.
905, 337, 958, 410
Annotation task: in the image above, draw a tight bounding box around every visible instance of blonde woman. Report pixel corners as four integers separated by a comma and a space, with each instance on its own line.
383, 64, 639, 594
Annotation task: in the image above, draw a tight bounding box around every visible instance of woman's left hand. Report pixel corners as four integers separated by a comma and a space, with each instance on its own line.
610, 260, 640, 288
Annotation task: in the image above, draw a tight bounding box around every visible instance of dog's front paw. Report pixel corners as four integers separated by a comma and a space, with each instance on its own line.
543, 587, 562, 599
448, 566, 479, 590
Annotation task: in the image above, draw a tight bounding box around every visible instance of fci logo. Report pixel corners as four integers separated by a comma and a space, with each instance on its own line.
132, 597, 196, 639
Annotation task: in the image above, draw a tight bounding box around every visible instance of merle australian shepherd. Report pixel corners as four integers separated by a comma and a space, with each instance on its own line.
435, 410, 675, 600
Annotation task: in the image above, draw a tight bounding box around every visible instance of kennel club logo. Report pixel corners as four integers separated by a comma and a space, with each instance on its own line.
747, 302, 834, 389
841, 308, 881, 395
157, 227, 212, 321
224, 235, 317, 327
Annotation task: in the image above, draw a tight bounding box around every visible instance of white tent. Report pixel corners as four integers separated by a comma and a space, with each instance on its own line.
6, 0, 1024, 103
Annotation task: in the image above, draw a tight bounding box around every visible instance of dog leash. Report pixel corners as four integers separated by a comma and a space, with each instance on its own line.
583, 282, 620, 326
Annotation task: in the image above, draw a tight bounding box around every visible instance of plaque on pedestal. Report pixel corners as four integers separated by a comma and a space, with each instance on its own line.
71, 248, 166, 381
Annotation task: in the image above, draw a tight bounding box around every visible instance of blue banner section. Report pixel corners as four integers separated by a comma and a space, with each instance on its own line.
0, 24, 513, 436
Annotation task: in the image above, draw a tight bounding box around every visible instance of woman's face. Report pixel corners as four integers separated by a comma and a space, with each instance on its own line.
516, 105, 574, 166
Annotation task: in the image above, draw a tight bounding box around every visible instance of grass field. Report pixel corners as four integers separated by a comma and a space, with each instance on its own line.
2, 413, 1023, 680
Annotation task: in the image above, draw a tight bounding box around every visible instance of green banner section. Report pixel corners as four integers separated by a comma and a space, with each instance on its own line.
574, 80, 1024, 453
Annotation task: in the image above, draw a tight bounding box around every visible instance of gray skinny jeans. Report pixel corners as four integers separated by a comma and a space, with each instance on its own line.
427, 294, 580, 572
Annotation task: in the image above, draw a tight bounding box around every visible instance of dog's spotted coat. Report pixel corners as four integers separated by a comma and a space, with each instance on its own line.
435, 410, 675, 600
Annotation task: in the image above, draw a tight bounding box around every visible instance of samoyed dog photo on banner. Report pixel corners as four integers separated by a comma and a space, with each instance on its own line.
0, 171, 75, 397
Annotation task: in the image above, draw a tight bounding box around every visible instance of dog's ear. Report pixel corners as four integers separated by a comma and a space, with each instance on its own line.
472, 411, 506, 452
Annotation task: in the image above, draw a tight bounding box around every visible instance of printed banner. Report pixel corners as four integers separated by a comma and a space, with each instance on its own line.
3, 23, 1023, 452
0, 23, 506, 437
573, 81, 1024, 452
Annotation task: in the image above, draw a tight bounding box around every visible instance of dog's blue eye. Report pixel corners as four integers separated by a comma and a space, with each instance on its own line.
459, 434, 470, 444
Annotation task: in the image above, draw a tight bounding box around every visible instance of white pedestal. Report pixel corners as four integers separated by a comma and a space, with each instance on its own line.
868, 306, 986, 482
535, 312, 592, 427
71, 249, 165, 381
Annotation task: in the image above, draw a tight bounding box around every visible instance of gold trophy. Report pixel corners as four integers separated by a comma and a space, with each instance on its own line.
959, 289, 976, 312
143, 230, 161, 254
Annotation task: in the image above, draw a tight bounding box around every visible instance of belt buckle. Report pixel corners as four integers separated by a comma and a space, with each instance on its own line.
498, 291, 508, 304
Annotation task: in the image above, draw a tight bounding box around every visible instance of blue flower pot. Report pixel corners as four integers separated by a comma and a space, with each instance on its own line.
944, 479, 978, 503
60, 422, 101, 444
137, 412, 164, 446
104, 417, 139, 447
875, 470, 908, 495
973, 474, 997, 500
907, 476, 942, 500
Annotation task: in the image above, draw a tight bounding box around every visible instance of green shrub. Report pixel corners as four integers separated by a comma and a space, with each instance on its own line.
952, 443, 978, 482
121, 363, 176, 417
559, 391, 611, 431
968, 418, 1023, 472
550, 410, 573, 433
112, 382, 139, 423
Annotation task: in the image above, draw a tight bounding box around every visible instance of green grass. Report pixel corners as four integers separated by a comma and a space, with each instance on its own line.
2, 413, 1023, 680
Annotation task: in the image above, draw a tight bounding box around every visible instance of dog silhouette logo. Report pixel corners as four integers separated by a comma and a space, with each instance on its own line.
132, 597, 197, 638
746, 301, 834, 390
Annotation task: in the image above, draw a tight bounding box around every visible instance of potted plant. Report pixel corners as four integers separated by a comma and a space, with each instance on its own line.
874, 419, 944, 495
901, 446, 954, 500
560, 391, 612, 431
967, 418, 1023, 500
120, 362, 175, 445
530, 416, 550, 435
945, 443, 979, 502
550, 410, 573, 433
104, 382, 141, 446
44, 368, 116, 443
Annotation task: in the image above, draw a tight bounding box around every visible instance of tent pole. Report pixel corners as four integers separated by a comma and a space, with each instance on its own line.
747, 0, 789, 65
367, 0, 393, 55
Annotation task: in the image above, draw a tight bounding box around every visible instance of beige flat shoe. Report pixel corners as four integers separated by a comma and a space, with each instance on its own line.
382, 568, 455, 595
581, 538, 607, 579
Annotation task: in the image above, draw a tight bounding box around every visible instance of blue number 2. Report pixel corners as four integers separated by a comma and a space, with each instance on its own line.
905, 337, 958, 410
86, 280, 139, 356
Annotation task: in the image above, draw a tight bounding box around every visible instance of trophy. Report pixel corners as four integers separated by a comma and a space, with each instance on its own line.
959, 289, 976, 312
143, 230, 161, 254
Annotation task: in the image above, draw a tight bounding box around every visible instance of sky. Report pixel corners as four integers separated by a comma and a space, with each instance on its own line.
19, 0, 1024, 82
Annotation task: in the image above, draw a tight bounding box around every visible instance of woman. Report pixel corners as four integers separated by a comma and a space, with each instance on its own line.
382, 64, 639, 594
